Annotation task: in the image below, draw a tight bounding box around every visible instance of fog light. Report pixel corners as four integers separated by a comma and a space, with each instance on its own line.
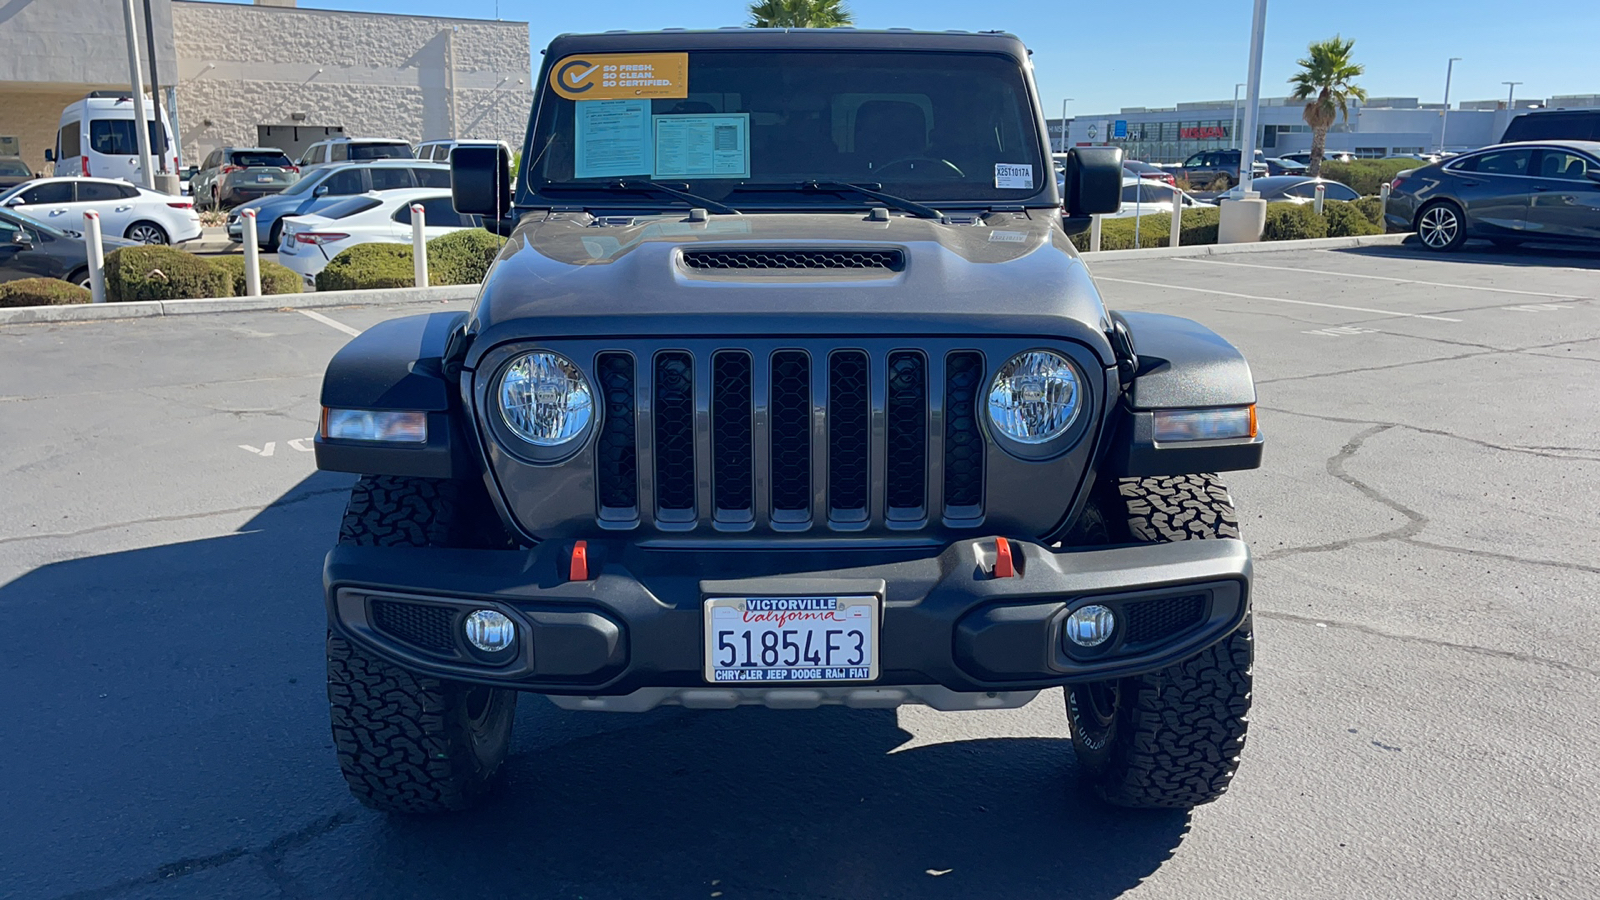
1065, 604, 1116, 647
464, 609, 516, 652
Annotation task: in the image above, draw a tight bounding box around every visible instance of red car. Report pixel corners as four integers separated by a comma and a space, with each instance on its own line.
1124, 160, 1176, 186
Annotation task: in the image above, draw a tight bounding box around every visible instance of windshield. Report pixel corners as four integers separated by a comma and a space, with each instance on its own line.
350, 143, 412, 161
0, 158, 30, 177
280, 171, 325, 196
90, 119, 168, 155
523, 50, 1049, 206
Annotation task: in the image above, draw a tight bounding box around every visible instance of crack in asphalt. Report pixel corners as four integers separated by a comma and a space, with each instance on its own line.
48, 810, 358, 900
1256, 610, 1600, 679
0, 486, 351, 547
1258, 406, 1600, 462
1256, 336, 1600, 386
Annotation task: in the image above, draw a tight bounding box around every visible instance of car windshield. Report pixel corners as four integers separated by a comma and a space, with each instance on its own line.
89, 119, 168, 155
231, 151, 292, 168
0, 158, 31, 177
350, 144, 412, 161
316, 196, 384, 219
279, 171, 327, 196
524, 50, 1049, 206
4, 209, 71, 238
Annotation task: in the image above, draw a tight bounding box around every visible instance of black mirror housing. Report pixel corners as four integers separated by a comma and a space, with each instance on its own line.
451, 145, 512, 223
1064, 146, 1124, 218
43, 149, 55, 163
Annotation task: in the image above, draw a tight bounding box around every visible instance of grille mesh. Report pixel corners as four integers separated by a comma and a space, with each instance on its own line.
370, 600, 455, 655
943, 351, 985, 510
654, 352, 695, 512
770, 351, 812, 513
712, 351, 754, 513
682, 249, 904, 271
1124, 594, 1207, 645
885, 351, 927, 512
595, 353, 637, 510
828, 351, 870, 514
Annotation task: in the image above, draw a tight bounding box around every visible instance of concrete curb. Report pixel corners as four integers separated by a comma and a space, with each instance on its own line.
0, 285, 478, 326
1084, 232, 1411, 260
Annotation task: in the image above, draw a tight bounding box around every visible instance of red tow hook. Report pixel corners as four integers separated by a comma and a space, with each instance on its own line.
569, 540, 590, 581
991, 537, 1015, 579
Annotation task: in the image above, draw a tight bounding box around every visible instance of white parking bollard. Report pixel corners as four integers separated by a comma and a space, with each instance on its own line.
412, 204, 428, 287
1380, 182, 1391, 208
242, 209, 261, 297
1090, 214, 1102, 253
1314, 182, 1326, 215
83, 211, 106, 303
1170, 194, 1183, 248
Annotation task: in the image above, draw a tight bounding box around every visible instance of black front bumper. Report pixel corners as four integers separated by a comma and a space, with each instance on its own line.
325, 537, 1251, 695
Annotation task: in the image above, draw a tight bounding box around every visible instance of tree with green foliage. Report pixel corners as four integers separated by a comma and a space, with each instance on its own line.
747, 0, 852, 28
1288, 36, 1368, 177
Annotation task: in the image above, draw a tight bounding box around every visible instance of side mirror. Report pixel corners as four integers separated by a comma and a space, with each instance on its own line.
43, 149, 55, 163
451, 145, 511, 224
3, 196, 22, 207
1063, 146, 1124, 218
11, 230, 31, 247
313, 184, 329, 197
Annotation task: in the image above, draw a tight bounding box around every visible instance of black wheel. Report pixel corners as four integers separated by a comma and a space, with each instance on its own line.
327, 475, 517, 814
67, 268, 92, 290
1415, 200, 1466, 252
124, 221, 169, 245
1065, 474, 1253, 809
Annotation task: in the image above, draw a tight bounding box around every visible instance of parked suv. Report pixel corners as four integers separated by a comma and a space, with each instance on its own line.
1177, 149, 1267, 186
226, 160, 449, 250
315, 28, 1263, 816
191, 147, 299, 209
296, 138, 413, 173
1500, 109, 1600, 143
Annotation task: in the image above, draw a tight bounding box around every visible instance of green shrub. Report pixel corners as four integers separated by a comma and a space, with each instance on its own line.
1352, 195, 1384, 228
210, 255, 303, 296
0, 277, 91, 308
427, 229, 507, 286
104, 245, 228, 302
1177, 206, 1222, 246
1322, 200, 1382, 237
316, 243, 427, 292
1318, 158, 1417, 195
1069, 206, 1223, 252
1263, 203, 1329, 242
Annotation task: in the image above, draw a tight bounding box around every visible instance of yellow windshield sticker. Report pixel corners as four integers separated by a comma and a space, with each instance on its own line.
550, 54, 689, 101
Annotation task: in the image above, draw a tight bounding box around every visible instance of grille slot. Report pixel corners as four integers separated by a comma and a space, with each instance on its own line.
884, 351, 927, 515
682, 249, 905, 271
370, 600, 456, 655
653, 352, 696, 515
828, 351, 870, 519
769, 351, 813, 518
943, 351, 985, 514
712, 351, 754, 517
1123, 594, 1207, 645
595, 353, 637, 513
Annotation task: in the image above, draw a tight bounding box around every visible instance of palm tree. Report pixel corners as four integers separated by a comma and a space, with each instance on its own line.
1288, 36, 1368, 177
747, 0, 852, 28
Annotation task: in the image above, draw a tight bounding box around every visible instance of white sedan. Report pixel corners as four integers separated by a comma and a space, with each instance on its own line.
278, 189, 480, 286
1107, 177, 1215, 219
0, 176, 201, 244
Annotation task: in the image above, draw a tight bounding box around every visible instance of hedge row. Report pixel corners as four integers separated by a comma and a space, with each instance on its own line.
1072, 197, 1383, 252
1317, 158, 1420, 196
316, 231, 509, 292
100, 245, 303, 303
0, 278, 92, 308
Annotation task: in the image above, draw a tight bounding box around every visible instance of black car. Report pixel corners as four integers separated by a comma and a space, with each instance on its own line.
0, 208, 132, 287
313, 29, 1264, 817
1385, 140, 1600, 251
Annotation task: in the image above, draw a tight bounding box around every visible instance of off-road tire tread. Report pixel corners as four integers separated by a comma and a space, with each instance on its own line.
338, 475, 463, 547
1071, 473, 1252, 808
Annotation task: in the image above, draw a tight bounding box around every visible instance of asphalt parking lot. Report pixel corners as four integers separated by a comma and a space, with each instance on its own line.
2, 241, 1598, 900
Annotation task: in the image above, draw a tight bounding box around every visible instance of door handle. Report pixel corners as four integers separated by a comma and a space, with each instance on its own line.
1531, 186, 1550, 192
50, 208, 68, 215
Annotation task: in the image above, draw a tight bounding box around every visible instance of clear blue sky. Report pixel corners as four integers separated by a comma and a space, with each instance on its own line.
221, 0, 1599, 115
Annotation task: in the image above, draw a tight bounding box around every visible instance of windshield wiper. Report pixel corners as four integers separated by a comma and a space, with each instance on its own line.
797, 181, 943, 220
592, 180, 740, 216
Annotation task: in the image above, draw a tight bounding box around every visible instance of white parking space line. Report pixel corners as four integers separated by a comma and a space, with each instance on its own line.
1096, 277, 1463, 322
296, 309, 362, 337
1171, 257, 1593, 300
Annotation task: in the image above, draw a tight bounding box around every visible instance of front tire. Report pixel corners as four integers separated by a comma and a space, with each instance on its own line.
1415, 200, 1467, 252
327, 475, 517, 814
124, 221, 170, 245
1065, 475, 1253, 808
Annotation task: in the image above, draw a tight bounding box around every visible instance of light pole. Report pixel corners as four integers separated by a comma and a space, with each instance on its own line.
1503, 80, 1522, 110
120, 0, 155, 189
1438, 57, 1461, 154
1058, 98, 1074, 153
1238, 0, 1268, 195
1231, 83, 1245, 149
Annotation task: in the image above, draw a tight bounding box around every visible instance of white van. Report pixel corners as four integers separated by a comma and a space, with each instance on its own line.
47, 93, 179, 183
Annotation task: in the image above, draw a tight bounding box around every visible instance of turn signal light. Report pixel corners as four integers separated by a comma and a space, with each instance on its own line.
320, 408, 427, 442
1152, 405, 1256, 442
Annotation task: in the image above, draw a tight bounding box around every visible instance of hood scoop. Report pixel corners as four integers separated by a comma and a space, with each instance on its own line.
680, 248, 906, 272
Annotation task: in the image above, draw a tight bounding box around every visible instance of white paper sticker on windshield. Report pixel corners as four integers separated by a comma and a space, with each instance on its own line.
574, 99, 652, 179
995, 163, 1034, 190
653, 113, 750, 180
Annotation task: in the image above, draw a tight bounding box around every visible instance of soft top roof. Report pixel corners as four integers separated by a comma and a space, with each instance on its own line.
544, 28, 1028, 60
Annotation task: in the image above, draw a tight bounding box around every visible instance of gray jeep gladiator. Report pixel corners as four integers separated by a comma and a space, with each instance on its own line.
314, 28, 1264, 814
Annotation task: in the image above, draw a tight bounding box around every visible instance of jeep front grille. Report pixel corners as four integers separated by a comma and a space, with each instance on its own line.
590, 346, 987, 532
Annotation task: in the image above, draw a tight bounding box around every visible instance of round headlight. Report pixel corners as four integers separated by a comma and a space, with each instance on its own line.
499, 352, 594, 446
987, 350, 1081, 444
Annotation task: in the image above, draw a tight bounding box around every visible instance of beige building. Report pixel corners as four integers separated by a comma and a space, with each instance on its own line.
0, 0, 530, 173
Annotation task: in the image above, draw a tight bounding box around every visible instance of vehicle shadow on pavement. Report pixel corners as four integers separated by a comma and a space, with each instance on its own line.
1333, 242, 1600, 269
0, 472, 1189, 900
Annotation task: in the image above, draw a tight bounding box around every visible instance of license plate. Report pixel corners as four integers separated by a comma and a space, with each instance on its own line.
703, 595, 879, 684
256, 175, 273, 183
